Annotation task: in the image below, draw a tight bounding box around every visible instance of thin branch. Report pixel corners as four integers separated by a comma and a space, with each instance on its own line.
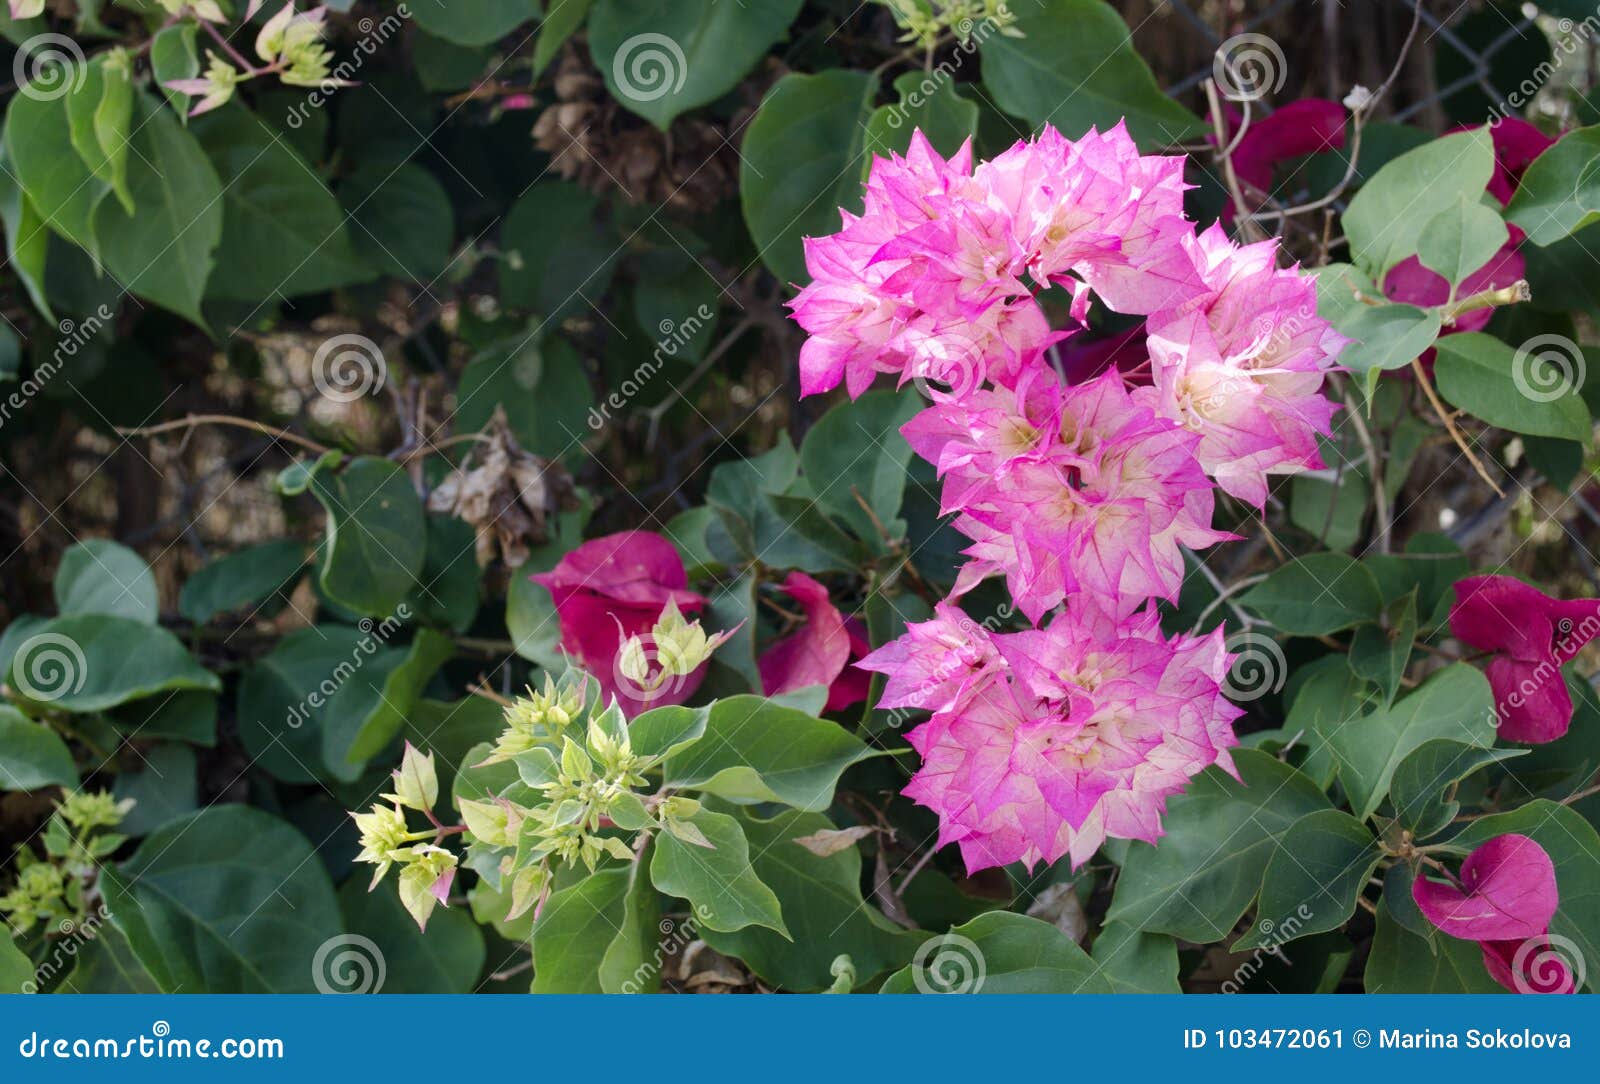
1410, 359, 1504, 497
117, 414, 333, 456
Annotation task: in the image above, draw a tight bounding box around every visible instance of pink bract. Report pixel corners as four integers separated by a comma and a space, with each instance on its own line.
1449, 575, 1600, 742
1412, 833, 1574, 994
758, 571, 871, 712
895, 602, 1241, 873
530, 531, 707, 713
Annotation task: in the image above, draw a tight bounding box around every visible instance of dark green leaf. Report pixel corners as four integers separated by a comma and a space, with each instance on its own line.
1241, 553, 1385, 635
178, 540, 306, 624
0, 705, 77, 791
1433, 332, 1591, 442
308, 456, 427, 617
53, 539, 157, 623
1232, 809, 1381, 950
650, 808, 788, 936
881, 911, 1112, 993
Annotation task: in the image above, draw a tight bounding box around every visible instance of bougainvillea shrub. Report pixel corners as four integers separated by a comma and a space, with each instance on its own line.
1, 1, 1598, 996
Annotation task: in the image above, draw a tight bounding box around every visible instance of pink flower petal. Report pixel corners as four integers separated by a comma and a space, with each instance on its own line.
1412, 834, 1560, 942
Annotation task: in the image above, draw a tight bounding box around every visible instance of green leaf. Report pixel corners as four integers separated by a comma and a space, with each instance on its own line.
112, 744, 198, 836
408, 0, 541, 46
799, 389, 923, 550
1231, 810, 1382, 950
664, 695, 881, 811
530, 867, 629, 993
178, 539, 306, 624
107, 690, 217, 747
980, 0, 1205, 148
1343, 128, 1495, 276
881, 911, 1113, 993
195, 105, 373, 301
1365, 895, 1501, 992
308, 456, 427, 617
1446, 800, 1600, 992
534, 0, 594, 76
340, 162, 455, 282
699, 807, 921, 991
237, 625, 383, 783
1347, 591, 1416, 705
862, 70, 980, 177
589, 0, 804, 130
4, 88, 108, 257
500, 182, 617, 320
630, 249, 720, 364
151, 23, 199, 120
1090, 922, 1181, 994
66, 55, 133, 215
4, 614, 218, 713
1, 928, 33, 994
102, 806, 342, 993
1315, 663, 1496, 822
53, 539, 157, 623
405, 514, 481, 633
324, 628, 454, 769
1240, 552, 1385, 635
59, 925, 161, 993
650, 808, 788, 936
598, 848, 662, 993
740, 69, 878, 284
1333, 303, 1442, 377
91, 92, 223, 326
1433, 332, 1592, 442
629, 703, 710, 760
1416, 195, 1509, 287
1506, 124, 1600, 245
0, 148, 53, 319
0, 705, 77, 791
1107, 749, 1329, 941
455, 333, 594, 459
1390, 739, 1527, 839
338, 877, 485, 993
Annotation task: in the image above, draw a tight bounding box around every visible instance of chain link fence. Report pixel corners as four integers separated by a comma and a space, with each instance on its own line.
1125, 0, 1585, 133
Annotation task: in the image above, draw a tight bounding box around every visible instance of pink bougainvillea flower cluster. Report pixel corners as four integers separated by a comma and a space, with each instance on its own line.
1412, 834, 1575, 994
793, 126, 1346, 871
1449, 575, 1600, 743
860, 601, 1242, 872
